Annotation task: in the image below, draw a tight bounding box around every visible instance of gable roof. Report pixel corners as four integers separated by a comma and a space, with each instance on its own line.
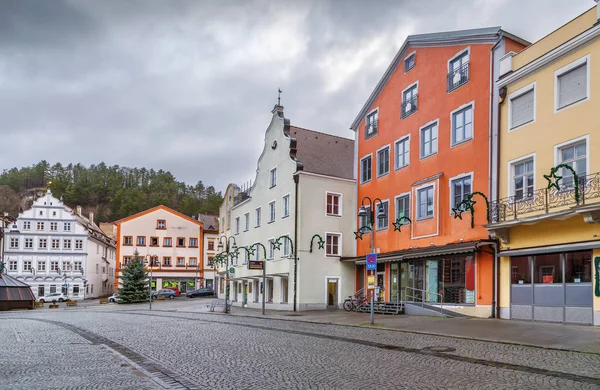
114, 205, 203, 227
290, 126, 354, 180
197, 214, 219, 231
350, 27, 530, 130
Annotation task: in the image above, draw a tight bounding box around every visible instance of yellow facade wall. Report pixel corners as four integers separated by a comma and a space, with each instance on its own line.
512, 7, 597, 69
498, 42, 600, 199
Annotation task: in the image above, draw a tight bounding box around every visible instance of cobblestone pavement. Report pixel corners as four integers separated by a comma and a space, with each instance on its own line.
1, 308, 600, 390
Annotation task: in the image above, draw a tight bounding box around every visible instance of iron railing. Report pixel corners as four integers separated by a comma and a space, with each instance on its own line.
365, 120, 378, 138
447, 62, 469, 92
489, 173, 599, 223
401, 94, 418, 118
402, 286, 444, 315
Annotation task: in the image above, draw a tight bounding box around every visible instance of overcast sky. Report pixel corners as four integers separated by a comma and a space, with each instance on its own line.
0, 0, 594, 193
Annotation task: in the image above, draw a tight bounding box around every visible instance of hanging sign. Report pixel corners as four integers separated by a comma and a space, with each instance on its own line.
248, 261, 264, 270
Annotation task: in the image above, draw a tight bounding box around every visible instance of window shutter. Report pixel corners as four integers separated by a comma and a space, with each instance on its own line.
558, 63, 587, 108
511, 89, 534, 128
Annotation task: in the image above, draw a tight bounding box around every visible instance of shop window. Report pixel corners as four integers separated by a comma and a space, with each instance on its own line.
510, 256, 531, 284
565, 250, 592, 283
534, 254, 562, 284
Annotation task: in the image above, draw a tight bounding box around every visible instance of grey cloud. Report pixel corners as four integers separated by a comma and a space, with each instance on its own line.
0, 0, 593, 193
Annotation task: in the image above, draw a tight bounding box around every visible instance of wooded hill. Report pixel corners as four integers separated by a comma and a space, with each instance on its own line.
0, 161, 222, 222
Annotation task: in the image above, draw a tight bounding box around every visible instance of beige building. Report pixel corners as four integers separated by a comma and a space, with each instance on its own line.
217, 105, 356, 310
198, 214, 219, 290
114, 205, 204, 293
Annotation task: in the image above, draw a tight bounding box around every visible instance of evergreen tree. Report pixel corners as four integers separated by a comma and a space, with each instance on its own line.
118, 251, 148, 303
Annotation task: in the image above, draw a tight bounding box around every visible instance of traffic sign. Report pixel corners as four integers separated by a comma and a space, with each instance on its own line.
366, 253, 377, 271
62, 284, 68, 288
229, 267, 235, 274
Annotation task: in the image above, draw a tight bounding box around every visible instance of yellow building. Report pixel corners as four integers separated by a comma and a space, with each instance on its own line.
489, 3, 600, 326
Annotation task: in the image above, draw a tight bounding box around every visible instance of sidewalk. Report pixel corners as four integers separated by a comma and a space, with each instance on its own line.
221, 306, 600, 354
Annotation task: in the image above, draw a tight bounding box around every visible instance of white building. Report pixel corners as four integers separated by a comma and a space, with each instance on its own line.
198, 214, 219, 290
4, 189, 116, 299
114, 205, 204, 293
217, 105, 356, 310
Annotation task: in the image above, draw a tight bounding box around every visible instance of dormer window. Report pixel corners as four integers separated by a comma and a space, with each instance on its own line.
365, 109, 378, 139
404, 52, 415, 72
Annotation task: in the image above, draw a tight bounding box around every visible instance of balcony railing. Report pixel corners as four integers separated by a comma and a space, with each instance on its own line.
401, 95, 418, 118
447, 62, 469, 92
489, 173, 599, 223
365, 120, 378, 138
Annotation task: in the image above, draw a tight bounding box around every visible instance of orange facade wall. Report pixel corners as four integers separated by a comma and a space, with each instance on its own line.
357, 43, 495, 257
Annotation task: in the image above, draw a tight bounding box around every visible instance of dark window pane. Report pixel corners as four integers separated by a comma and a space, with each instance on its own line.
511, 256, 531, 284
565, 250, 592, 283
534, 254, 562, 283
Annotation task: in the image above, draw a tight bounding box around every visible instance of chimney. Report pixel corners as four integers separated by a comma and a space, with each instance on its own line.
89, 212, 94, 225
76, 206, 82, 216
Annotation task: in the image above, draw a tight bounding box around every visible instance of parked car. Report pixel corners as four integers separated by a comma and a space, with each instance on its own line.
186, 288, 215, 298
164, 287, 181, 296
37, 293, 68, 303
152, 289, 176, 300
107, 294, 121, 303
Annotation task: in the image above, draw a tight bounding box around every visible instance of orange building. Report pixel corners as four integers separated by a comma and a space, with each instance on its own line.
346, 28, 528, 317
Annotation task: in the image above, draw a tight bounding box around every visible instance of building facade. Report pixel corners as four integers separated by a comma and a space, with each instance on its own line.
114, 205, 204, 293
217, 105, 356, 310
346, 27, 528, 317
198, 214, 219, 290
490, 4, 600, 325
4, 190, 116, 299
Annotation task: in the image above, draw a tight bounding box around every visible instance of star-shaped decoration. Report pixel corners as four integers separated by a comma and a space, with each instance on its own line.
247, 246, 256, 257
271, 240, 282, 250
354, 230, 365, 240
452, 204, 465, 220
544, 168, 563, 191
317, 238, 325, 249
392, 216, 412, 232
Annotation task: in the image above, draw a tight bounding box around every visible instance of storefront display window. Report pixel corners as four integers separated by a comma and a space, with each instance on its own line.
565, 250, 592, 283
534, 254, 562, 284
511, 256, 531, 284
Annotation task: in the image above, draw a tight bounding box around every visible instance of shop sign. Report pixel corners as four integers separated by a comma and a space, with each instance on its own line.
248, 261, 264, 270
367, 275, 375, 290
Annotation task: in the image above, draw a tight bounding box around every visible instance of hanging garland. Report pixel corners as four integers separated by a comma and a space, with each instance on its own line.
451, 191, 490, 229
273, 235, 294, 255
392, 216, 412, 232
543, 163, 579, 204
595, 257, 600, 297
309, 234, 325, 253
354, 225, 371, 240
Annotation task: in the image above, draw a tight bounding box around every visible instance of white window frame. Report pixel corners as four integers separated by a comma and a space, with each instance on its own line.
268, 201, 276, 223
448, 172, 474, 214
376, 199, 390, 231
419, 119, 439, 159
269, 167, 277, 188
267, 238, 275, 260
394, 192, 411, 224
360, 154, 373, 184
281, 233, 291, 258
553, 134, 590, 185
23, 221, 30, 230
325, 192, 342, 217
365, 107, 379, 139
282, 194, 290, 218
235, 217, 240, 234
447, 46, 471, 72
507, 153, 536, 199
255, 207, 261, 227
416, 183, 436, 221
24, 238, 33, 249
23, 261, 32, 271
404, 51, 416, 73
401, 81, 419, 118
8, 261, 17, 271
376, 144, 391, 178
394, 134, 410, 170
244, 213, 250, 231
450, 100, 475, 146
325, 232, 342, 257
64, 222, 71, 231
554, 54, 590, 113
508, 82, 536, 131
10, 238, 18, 249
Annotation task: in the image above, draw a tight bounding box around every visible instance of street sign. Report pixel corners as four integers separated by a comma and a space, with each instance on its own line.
366, 253, 377, 271
229, 267, 235, 274
367, 275, 375, 290
248, 261, 264, 270
62, 284, 68, 288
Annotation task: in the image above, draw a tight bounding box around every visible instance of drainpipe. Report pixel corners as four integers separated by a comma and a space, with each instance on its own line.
293, 173, 299, 312
494, 87, 507, 320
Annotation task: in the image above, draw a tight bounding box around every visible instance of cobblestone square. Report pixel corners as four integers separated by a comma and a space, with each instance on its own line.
1, 303, 599, 389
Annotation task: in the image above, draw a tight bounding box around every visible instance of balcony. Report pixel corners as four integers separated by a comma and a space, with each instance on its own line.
401, 95, 418, 118
488, 172, 600, 226
447, 62, 469, 92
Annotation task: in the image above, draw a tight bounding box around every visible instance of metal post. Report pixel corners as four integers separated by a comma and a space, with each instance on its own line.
149, 261, 153, 310
262, 260, 266, 315
225, 247, 230, 314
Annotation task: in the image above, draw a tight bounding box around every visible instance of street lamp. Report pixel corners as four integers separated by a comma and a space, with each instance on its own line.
217, 235, 238, 314
357, 196, 385, 325
145, 254, 155, 310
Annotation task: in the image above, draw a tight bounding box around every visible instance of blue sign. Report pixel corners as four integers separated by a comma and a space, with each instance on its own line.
366, 253, 377, 271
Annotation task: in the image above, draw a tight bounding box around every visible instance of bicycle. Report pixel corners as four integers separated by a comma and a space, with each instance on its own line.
343, 295, 367, 312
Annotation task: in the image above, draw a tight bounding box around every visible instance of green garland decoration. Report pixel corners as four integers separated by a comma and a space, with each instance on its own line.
392, 216, 412, 232
544, 163, 579, 204
451, 191, 490, 229
595, 257, 600, 298
254, 242, 267, 260
274, 235, 294, 256
354, 225, 371, 240
309, 234, 325, 253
